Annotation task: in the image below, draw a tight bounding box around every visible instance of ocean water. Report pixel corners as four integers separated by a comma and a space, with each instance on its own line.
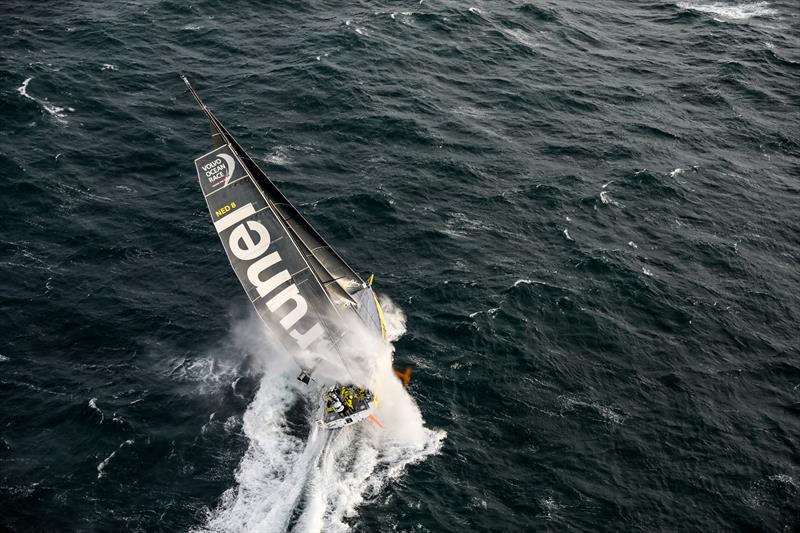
1, 0, 799, 531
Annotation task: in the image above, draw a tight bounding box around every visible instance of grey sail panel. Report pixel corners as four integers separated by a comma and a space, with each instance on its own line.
209, 118, 366, 298
194, 144, 347, 366
352, 286, 385, 339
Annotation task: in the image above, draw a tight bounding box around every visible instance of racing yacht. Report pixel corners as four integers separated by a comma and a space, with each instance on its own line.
183, 76, 388, 430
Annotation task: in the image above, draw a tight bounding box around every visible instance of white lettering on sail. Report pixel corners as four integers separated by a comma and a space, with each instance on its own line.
256, 268, 291, 299
290, 323, 325, 349
200, 152, 236, 188
246, 252, 282, 295
225, 217, 324, 351
267, 285, 308, 330
229, 221, 270, 260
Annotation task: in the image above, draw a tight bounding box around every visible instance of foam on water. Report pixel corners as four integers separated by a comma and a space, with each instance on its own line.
559, 395, 626, 425
88, 398, 104, 422
676, 2, 778, 20
17, 77, 69, 124
599, 190, 620, 207
198, 303, 444, 532
96, 439, 134, 479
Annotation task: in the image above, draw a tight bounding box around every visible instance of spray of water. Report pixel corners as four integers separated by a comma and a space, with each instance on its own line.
197, 296, 445, 532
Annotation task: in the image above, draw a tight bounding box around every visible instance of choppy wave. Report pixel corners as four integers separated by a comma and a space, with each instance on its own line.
96, 440, 134, 479
676, 1, 778, 20
17, 77, 70, 124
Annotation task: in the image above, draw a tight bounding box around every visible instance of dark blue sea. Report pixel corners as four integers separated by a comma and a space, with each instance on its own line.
2, 1, 799, 531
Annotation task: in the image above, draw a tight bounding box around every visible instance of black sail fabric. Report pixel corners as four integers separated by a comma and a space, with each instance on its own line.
194, 144, 347, 371
211, 116, 366, 300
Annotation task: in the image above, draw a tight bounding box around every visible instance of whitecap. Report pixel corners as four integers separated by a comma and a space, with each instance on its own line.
514, 279, 532, 287
264, 146, 291, 166
100, 63, 118, 71
539, 495, 563, 520
201, 412, 216, 434
563, 228, 573, 241
97, 440, 134, 479
669, 168, 684, 177
88, 398, 104, 422
17, 77, 69, 124
0, 355, 8, 362
677, 1, 777, 20
642, 266, 653, 277
768, 474, 798, 487
599, 191, 620, 207
628, 241, 638, 249
560, 396, 625, 424
501, 28, 538, 49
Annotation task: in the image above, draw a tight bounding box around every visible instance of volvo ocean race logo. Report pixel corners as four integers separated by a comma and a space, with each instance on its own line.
216, 205, 326, 351
201, 153, 237, 188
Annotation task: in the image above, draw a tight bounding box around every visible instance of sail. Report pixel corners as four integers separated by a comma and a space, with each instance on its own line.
182, 77, 365, 304
207, 120, 366, 301
184, 76, 386, 374
194, 143, 347, 370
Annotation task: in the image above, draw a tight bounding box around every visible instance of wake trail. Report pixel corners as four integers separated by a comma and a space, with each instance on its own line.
197, 299, 445, 533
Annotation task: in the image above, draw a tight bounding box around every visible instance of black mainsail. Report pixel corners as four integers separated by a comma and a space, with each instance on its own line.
184, 76, 386, 383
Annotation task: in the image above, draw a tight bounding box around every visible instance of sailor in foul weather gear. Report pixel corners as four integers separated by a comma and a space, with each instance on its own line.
340, 386, 355, 411
331, 395, 345, 413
